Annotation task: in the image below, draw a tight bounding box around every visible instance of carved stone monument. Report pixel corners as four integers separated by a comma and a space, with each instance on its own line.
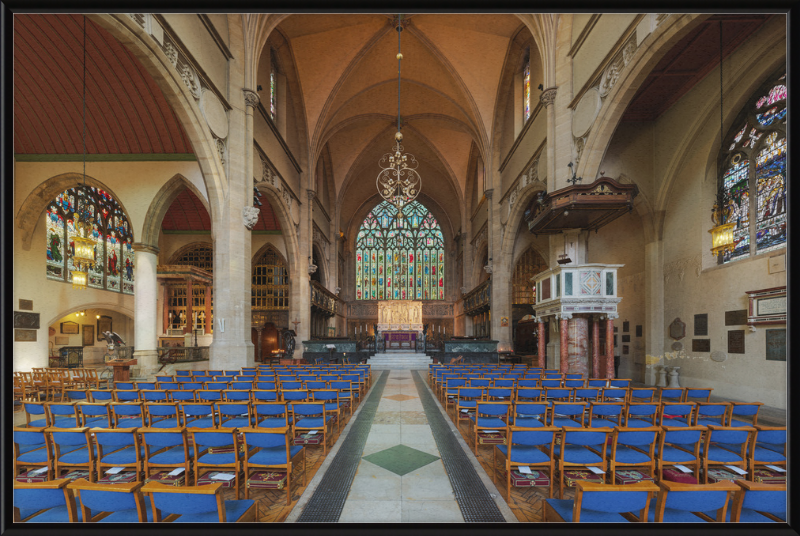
377, 301, 423, 332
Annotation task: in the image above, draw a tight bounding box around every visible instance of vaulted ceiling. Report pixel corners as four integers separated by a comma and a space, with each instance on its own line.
274, 14, 527, 234
161, 187, 281, 232
14, 14, 192, 155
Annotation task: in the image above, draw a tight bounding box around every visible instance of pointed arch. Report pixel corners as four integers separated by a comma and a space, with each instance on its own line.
141, 174, 209, 249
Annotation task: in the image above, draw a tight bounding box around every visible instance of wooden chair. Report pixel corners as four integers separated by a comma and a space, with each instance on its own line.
13, 479, 80, 522
68, 478, 151, 522
729, 480, 786, 522
543, 481, 659, 522
141, 481, 256, 522
650, 480, 738, 522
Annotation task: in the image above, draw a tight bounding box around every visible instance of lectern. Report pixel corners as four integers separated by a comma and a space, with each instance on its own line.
110, 359, 137, 382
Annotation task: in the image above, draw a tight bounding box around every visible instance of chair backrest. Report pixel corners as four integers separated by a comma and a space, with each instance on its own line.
456, 387, 484, 400
14, 479, 76, 522
205, 382, 229, 390
564, 380, 584, 388
93, 428, 138, 453
625, 403, 659, 422
514, 403, 547, 421
254, 402, 289, 423
181, 402, 216, 421
516, 387, 543, 401
733, 481, 786, 520
46, 427, 92, 451
141, 481, 226, 522
694, 402, 730, 424
181, 382, 204, 391
241, 427, 292, 455
475, 401, 510, 418
141, 390, 169, 402
252, 390, 279, 402
292, 402, 325, 417
157, 382, 180, 391
282, 390, 309, 402
562, 427, 612, 448
659, 402, 695, 425
587, 379, 608, 388
575, 481, 659, 520
256, 382, 277, 390
705, 425, 753, 452
754, 425, 786, 448
612, 426, 659, 450
551, 402, 587, 418
189, 428, 239, 457
659, 388, 685, 402
683, 388, 713, 402
573, 388, 599, 401
136, 382, 157, 390
14, 427, 48, 450
167, 390, 195, 402
608, 379, 630, 388
540, 379, 562, 388
223, 390, 251, 402
660, 426, 706, 455
196, 390, 223, 402
115, 382, 135, 390
175, 371, 191, 376
114, 390, 141, 402
145, 403, 181, 426
544, 388, 571, 400
601, 388, 627, 401
88, 390, 113, 402
64, 390, 89, 401
217, 402, 250, 419
656, 480, 738, 519
728, 402, 762, 425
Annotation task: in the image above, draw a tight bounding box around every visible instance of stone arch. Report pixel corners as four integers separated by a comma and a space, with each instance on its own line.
168, 242, 214, 265
254, 182, 302, 282
87, 14, 226, 226
141, 174, 209, 249
252, 242, 289, 273
499, 181, 548, 261
16, 172, 134, 251
311, 243, 328, 288
47, 302, 134, 329
470, 240, 490, 289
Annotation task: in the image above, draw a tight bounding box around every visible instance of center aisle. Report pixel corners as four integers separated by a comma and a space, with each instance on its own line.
289, 369, 515, 523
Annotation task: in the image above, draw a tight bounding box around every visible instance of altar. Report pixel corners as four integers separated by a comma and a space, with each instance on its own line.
384, 331, 417, 350
377, 300, 423, 332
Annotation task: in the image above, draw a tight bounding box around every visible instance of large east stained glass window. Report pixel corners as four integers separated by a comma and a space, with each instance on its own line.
46, 186, 134, 294
719, 70, 786, 263
356, 200, 445, 300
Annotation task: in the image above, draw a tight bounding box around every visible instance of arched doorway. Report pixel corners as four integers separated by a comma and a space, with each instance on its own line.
251, 245, 289, 361
251, 322, 281, 363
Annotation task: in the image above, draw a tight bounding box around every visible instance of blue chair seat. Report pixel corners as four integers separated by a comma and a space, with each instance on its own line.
24, 505, 83, 522
459, 401, 477, 408
184, 417, 215, 428
647, 508, 705, 522
249, 446, 303, 466
661, 420, 689, 427
551, 418, 582, 428
17, 450, 50, 464
171, 499, 255, 522
555, 445, 603, 464
52, 418, 79, 428
59, 446, 97, 464
219, 417, 251, 428
26, 418, 49, 428
152, 419, 180, 428
149, 446, 194, 464
97, 497, 154, 523
728, 420, 753, 428
514, 417, 544, 428
702, 446, 743, 462
197, 452, 237, 465
696, 419, 725, 427
545, 499, 629, 523
701, 507, 775, 523
83, 417, 110, 427
114, 419, 142, 429
257, 417, 287, 429
625, 419, 654, 428
752, 447, 786, 463
295, 417, 330, 428
321, 403, 339, 411
614, 446, 652, 464
476, 417, 506, 428
656, 445, 697, 463
755, 442, 785, 454
495, 445, 550, 464
101, 446, 146, 464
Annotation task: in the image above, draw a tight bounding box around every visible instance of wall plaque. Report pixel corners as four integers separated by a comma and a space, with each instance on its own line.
636, 325, 642, 337
727, 330, 745, 354
669, 318, 686, 340
746, 287, 786, 325
622, 345, 629, 355
19, 299, 33, 311
766, 329, 786, 361
97, 315, 113, 340
692, 339, 710, 352
694, 314, 708, 336
623, 321, 630, 332
60, 321, 79, 334
672, 341, 683, 351
55, 336, 70, 345
15, 329, 37, 342
82, 325, 95, 347
622, 335, 630, 343
13, 312, 40, 329
725, 310, 747, 326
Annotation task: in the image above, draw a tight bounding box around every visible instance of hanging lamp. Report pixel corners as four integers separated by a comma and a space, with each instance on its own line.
709, 21, 735, 258
71, 16, 97, 289
376, 14, 420, 221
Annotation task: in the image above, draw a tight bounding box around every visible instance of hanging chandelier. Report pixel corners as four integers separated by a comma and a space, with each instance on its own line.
376, 14, 420, 220
709, 20, 735, 258
71, 17, 97, 290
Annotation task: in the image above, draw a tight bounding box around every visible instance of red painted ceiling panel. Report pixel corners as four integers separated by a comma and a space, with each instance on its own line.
14, 14, 193, 155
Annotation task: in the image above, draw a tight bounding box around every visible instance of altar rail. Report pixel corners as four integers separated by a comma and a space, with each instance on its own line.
311, 280, 339, 316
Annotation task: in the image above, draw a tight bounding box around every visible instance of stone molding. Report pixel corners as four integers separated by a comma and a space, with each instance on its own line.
540, 87, 558, 107
132, 243, 160, 255
242, 88, 260, 109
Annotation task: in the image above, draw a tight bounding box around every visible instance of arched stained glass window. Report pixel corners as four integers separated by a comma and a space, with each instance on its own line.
46, 186, 134, 294
523, 51, 531, 122
356, 200, 445, 300
719, 70, 786, 263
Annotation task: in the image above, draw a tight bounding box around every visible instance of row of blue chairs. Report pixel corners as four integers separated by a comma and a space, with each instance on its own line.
542, 479, 785, 523
15, 476, 257, 522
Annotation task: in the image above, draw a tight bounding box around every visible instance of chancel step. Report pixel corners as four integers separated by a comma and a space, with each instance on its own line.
367, 352, 433, 370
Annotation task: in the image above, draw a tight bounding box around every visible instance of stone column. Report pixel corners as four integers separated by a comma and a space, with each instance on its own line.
540, 87, 558, 192
592, 316, 600, 377
644, 235, 664, 385
605, 314, 617, 379
132, 243, 160, 378
184, 278, 193, 335
537, 319, 546, 368
559, 315, 569, 374
567, 316, 589, 377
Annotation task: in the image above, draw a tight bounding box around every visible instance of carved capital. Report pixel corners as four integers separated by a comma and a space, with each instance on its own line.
561, 313, 573, 320
307, 189, 316, 201
242, 88, 260, 109
308, 264, 318, 275
484, 188, 494, 200
606, 313, 619, 320
132, 242, 160, 255
540, 87, 558, 107
243, 205, 260, 230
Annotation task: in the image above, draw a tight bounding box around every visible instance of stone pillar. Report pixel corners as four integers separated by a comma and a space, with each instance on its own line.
644, 236, 664, 385
567, 316, 589, 377
132, 243, 160, 378
540, 87, 558, 192
183, 278, 193, 335
605, 314, 616, 379
559, 315, 569, 374
537, 319, 546, 368
204, 284, 212, 335
592, 316, 600, 377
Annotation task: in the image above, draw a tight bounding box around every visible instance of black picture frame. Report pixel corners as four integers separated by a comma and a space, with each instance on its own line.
694, 314, 708, 336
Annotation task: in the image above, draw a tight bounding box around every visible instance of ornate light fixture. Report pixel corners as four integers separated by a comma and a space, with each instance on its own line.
376, 14, 420, 220
71, 17, 97, 290
709, 20, 735, 258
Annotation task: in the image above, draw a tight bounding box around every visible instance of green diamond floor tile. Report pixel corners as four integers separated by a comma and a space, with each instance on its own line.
362, 444, 441, 476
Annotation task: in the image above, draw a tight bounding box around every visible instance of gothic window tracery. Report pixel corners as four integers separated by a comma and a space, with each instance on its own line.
719, 71, 786, 263
46, 186, 134, 294
356, 200, 445, 300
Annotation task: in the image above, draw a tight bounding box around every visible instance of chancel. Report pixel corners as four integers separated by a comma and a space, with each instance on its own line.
11, 11, 787, 525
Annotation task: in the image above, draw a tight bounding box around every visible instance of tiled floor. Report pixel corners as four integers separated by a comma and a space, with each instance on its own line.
338, 370, 465, 523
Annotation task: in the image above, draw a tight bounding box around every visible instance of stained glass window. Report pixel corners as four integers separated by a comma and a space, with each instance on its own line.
523, 55, 531, 121
719, 70, 786, 264
46, 186, 134, 293
356, 200, 445, 300
270, 63, 276, 121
